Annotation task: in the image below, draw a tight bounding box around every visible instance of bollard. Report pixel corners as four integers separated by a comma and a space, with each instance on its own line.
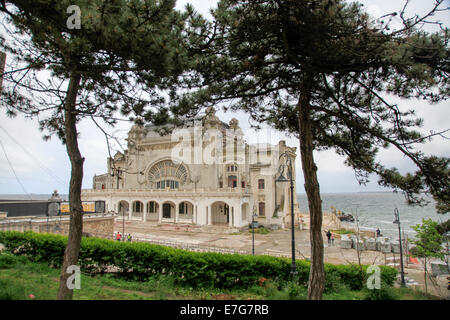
356, 240, 365, 251
380, 241, 391, 253
391, 240, 401, 254
364, 238, 377, 251
340, 235, 353, 249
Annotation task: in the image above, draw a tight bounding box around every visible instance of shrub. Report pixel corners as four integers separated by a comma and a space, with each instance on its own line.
249, 227, 270, 234
0, 251, 17, 269
286, 282, 307, 300
325, 264, 365, 290
0, 231, 397, 291
363, 281, 398, 300
324, 271, 349, 293
0, 278, 24, 300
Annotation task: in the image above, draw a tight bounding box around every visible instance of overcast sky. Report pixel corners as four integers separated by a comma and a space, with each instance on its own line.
0, 0, 448, 196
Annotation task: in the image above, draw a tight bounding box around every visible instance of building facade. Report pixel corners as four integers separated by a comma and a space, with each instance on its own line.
82, 108, 300, 229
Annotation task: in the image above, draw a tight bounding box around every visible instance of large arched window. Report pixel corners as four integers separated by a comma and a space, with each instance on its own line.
148, 160, 188, 188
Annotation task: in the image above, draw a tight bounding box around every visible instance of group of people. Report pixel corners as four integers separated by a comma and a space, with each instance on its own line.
115, 232, 132, 242
325, 228, 382, 244
324, 228, 382, 247
325, 230, 335, 245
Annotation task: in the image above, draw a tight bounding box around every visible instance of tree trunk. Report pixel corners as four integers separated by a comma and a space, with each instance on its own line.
297, 78, 325, 300
57, 73, 84, 300
424, 257, 428, 294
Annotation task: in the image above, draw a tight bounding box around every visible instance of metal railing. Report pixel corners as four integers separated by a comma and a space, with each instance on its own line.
82, 187, 251, 195
132, 235, 250, 255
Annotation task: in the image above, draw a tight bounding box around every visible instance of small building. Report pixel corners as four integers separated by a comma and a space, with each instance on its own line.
82, 107, 300, 229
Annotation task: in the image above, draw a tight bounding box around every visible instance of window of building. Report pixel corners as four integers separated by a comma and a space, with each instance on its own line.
258, 179, 265, 189
156, 180, 179, 189
227, 164, 238, 172
228, 175, 237, 188
241, 181, 245, 188
148, 160, 187, 186
147, 202, 158, 213
258, 202, 265, 217
219, 181, 223, 188
133, 201, 143, 213
179, 202, 185, 214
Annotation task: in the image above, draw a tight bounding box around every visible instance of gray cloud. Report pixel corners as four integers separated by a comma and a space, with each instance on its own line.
0, 0, 448, 195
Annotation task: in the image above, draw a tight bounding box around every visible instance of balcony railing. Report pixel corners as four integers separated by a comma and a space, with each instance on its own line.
82, 187, 251, 195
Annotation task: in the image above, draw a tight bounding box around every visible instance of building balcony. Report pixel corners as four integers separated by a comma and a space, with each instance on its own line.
82, 187, 251, 197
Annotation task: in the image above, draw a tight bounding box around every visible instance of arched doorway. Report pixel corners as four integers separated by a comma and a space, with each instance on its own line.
178, 201, 194, 221
146, 201, 159, 221
162, 201, 175, 220
211, 201, 230, 225
132, 201, 144, 220
118, 200, 129, 219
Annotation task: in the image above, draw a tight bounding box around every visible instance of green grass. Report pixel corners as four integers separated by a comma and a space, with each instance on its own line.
0, 251, 262, 300
331, 228, 355, 235
0, 251, 437, 300
249, 227, 270, 234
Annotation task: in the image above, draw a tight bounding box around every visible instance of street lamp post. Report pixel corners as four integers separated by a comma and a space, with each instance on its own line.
393, 208, 406, 287
111, 166, 144, 241
111, 167, 122, 190
252, 205, 257, 255
276, 152, 298, 278
111, 167, 124, 240
122, 206, 125, 241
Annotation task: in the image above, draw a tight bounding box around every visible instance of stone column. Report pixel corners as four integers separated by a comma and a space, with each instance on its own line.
143, 203, 147, 222
175, 203, 179, 223
158, 203, 162, 223
229, 207, 234, 227
207, 205, 212, 225
194, 205, 197, 224
236, 204, 242, 227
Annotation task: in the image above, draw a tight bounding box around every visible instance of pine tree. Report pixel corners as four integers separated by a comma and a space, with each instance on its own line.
176, 0, 449, 299
0, 0, 190, 300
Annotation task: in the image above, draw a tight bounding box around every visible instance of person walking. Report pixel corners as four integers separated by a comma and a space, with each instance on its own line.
116, 232, 121, 241
331, 233, 335, 246
325, 230, 332, 245
127, 234, 132, 242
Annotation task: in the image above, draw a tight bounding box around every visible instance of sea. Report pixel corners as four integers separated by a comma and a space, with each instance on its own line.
297, 192, 447, 240
0, 192, 447, 240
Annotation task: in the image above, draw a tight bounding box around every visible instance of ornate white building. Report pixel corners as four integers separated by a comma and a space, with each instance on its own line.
82, 108, 300, 229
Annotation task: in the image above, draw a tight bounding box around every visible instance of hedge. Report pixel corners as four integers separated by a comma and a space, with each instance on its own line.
0, 231, 397, 290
